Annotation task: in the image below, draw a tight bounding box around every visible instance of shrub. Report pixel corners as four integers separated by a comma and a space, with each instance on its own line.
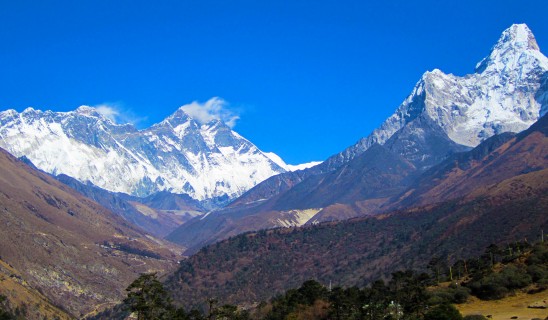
424, 303, 463, 320
499, 265, 532, 289
467, 265, 531, 300
463, 315, 487, 320
526, 264, 548, 283
468, 280, 508, 300
526, 243, 548, 265
430, 286, 470, 304
0, 295, 15, 320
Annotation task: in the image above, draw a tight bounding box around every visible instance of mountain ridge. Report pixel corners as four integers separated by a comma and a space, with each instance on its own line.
236, 23, 548, 206
0, 101, 290, 204
168, 23, 548, 252
162, 107, 548, 306
313, 112, 548, 223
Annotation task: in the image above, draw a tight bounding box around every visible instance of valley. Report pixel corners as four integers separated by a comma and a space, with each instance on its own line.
0, 22, 546, 320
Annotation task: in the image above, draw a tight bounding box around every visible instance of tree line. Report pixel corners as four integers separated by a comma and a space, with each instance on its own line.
116, 240, 546, 320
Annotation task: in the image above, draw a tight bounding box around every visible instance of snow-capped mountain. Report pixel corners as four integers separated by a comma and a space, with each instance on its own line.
0, 105, 287, 202
326, 23, 548, 169
223, 23, 548, 208
166, 23, 548, 251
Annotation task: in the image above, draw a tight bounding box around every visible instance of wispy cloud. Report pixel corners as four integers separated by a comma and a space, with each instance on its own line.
92, 103, 147, 127
180, 97, 240, 128
94, 104, 119, 122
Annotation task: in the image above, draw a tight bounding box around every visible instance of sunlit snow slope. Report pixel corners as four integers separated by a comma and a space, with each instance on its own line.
0, 106, 287, 201
327, 24, 548, 168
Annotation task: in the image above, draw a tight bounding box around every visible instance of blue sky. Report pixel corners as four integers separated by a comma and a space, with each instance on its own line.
1, 1, 547, 164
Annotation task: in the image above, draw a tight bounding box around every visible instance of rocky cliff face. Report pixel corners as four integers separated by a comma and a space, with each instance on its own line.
324, 23, 547, 170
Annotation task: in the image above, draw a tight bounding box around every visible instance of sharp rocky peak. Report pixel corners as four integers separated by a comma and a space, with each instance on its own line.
475, 23, 545, 73
320, 23, 547, 171
203, 119, 228, 131
72, 106, 139, 132
494, 23, 539, 52
153, 108, 198, 132
75, 105, 105, 118
165, 107, 192, 122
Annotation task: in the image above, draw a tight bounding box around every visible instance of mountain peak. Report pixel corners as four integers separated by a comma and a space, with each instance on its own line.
497, 24, 539, 51
475, 23, 543, 73
75, 105, 103, 118
0, 104, 287, 201
162, 107, 194, 127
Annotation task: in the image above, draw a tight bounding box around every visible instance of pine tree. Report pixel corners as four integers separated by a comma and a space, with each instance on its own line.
124, 273, 173, 320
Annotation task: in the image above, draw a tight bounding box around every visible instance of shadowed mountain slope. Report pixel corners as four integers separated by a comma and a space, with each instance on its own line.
165, 169, 548, 308
310, 113, 548, 222
161, 111, 548, 308
55, 174, 205, 237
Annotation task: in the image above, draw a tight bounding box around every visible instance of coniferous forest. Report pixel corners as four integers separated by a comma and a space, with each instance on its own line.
86, 240, 547, 320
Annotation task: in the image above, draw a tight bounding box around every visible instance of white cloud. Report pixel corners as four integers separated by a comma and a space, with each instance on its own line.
92, 103, 147, 127
180, 97, 240, 128
94, 104, 120, 122
263, 151, 323, 172
286, 161, 323, 172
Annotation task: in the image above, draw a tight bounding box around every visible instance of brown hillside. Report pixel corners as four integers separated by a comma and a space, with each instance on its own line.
0, 148, 182, 318
314, 115, 548, 223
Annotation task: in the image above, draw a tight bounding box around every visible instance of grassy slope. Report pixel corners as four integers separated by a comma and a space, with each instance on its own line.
0, 259, 72, 320
457, 290, 548, 319
0, 147, 183, 318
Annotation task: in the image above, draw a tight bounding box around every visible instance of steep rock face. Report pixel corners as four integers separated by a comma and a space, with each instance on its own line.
382, 114, 471, 170
0, 106, 286, 202
324, 23, 547, 170
227, 170, 312, 208
313, 113, 548, 224
394, 113, 548, 208
271, 144, 417, 211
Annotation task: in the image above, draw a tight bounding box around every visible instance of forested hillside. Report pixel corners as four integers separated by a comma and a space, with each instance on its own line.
165, 169, 547, 308
91, 240, 547, 320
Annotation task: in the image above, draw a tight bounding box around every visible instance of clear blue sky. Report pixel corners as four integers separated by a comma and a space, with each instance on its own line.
1, 1, 547, 164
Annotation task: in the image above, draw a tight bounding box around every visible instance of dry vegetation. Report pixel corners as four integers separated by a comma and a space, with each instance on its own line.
457, 291, 548, 320
166, 175, 547, 309
0, 149, 183, 318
